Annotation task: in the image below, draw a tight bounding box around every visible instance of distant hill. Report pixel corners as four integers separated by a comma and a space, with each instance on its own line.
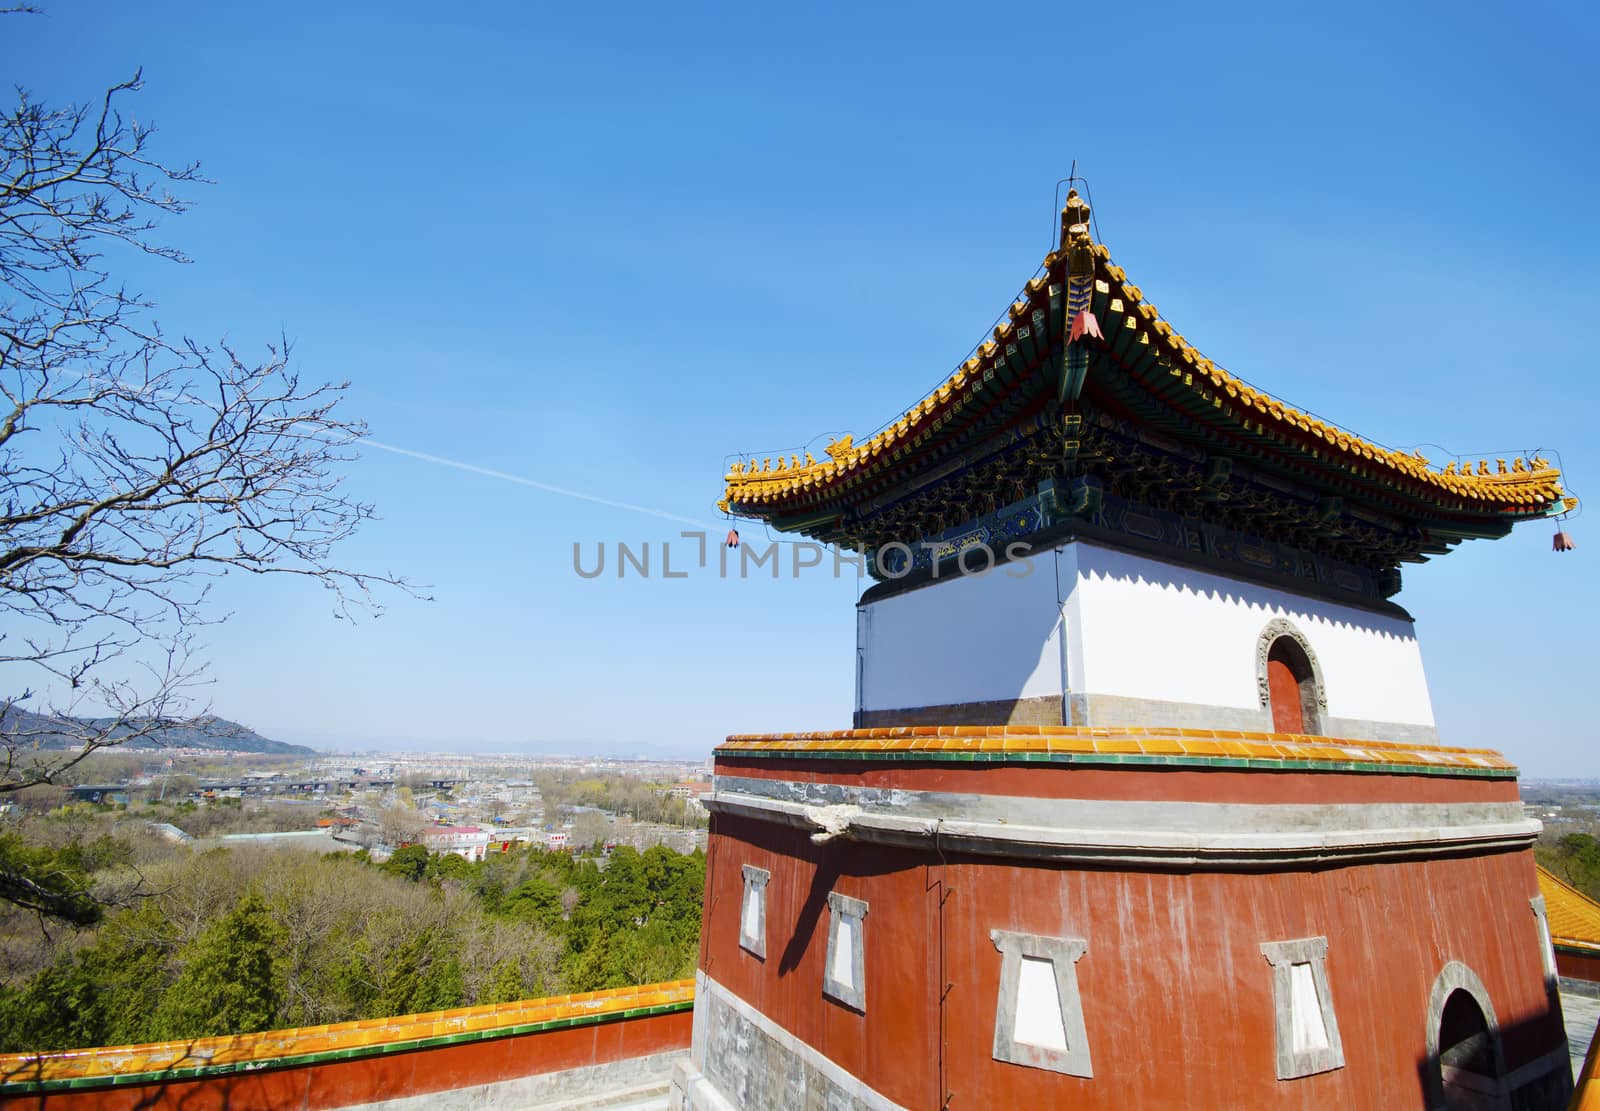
0, 707, 314, 755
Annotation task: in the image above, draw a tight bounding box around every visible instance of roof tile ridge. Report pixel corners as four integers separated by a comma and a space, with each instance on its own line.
722, 244, 1064, 507
1539, 863, 1600, 907
1089, 243, 1566, 508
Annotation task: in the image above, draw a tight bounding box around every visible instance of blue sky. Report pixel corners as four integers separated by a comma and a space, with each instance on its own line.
8, 2, 1596, 773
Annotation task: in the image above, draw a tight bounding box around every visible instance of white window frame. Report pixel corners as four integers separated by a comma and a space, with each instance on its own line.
1260, 936, 1345, 1079
739, 865, 770, 960
823, 891, 867, 1011
989, 929, 1093, 1078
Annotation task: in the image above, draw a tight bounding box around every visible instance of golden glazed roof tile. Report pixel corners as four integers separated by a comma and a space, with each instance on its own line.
715, 727, 1514, 774
0, 979, 696, 1084
1536, 865, 1600, 950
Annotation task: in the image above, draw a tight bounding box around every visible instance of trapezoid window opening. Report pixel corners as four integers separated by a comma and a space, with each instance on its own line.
1260, 936, 1345, 1079
739, 865, 770, 960
1265, 634, 1322, 735
823, 891, 867, 1012
990, 929, 1094, 1078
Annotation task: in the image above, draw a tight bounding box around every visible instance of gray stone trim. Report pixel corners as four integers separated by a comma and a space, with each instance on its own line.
1530, 895, 1558, 986
989, 929, 1092, 1078
1255, 618, 1328, 714
1260, 936, 1345, 1079
668, 1058, 737, 1111
1320, 714, 1441, 746
714, 776, 1525, 835
686, 972, 907, 1111
738, 865, 769, 960
1559, 975, 1600, 999
823, 892, 868, 1012
704, 787, 1539, 870
856, 694, 1063, 728
1422, 960, 1509, 1108
1075, 691, 1439, 744
346, 1049, 688, 1111
855, 689, 1441, 744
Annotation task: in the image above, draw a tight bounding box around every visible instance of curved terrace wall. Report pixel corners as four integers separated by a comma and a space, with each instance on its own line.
686, 729, 1570, 1110
0, 981, 693, 1111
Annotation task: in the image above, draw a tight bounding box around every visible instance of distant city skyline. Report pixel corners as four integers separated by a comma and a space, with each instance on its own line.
10, 2, 1596, 776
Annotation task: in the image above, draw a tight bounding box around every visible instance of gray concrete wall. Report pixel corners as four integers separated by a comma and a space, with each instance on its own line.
855, 690, 1441, 744
672, 974, 903, 1111
340, 1049, 687, 1110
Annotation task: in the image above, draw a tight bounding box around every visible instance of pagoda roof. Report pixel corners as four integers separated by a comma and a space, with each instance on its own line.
720, 192, 1569, 550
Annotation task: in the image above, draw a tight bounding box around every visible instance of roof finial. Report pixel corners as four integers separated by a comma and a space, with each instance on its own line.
1060, 189, 1093, 252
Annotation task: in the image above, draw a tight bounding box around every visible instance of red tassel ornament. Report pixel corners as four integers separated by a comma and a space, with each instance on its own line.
1069, 310, 1103, 344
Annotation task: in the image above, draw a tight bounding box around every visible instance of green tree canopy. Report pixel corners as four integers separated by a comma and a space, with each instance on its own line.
154, 891, 285, 1039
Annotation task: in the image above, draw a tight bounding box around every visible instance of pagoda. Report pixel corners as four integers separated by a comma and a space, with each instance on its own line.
717, 190, 1569, 739
672, 192, 1578, 1110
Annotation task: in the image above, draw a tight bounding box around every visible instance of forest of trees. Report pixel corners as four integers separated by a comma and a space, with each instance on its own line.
534, 774, 706, 828
1538, 831, 1600, 900
0, 829, 703, 1053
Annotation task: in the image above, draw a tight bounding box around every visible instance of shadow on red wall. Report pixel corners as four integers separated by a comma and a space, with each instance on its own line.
1413, 991, 1572, 1110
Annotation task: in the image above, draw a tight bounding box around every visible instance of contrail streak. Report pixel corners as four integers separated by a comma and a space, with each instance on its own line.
81, 373, 723, 531
361, 439, 714, 529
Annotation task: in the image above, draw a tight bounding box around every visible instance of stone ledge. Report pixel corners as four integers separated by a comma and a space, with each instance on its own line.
706, 792, 1540, 869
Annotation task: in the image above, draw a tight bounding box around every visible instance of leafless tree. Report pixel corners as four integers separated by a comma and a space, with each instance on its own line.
377, 806, 427, 848
1, 47, 413, 795
570, 810, 611, 850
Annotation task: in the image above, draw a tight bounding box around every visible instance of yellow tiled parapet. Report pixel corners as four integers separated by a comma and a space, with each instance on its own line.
0, 979, 696, 1086
715, 727, 1515, 777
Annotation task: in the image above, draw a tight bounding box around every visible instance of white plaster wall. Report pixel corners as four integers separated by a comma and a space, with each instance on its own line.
856, 552, 1062, 713
856, 541, 1436, 728
1071, 544, 1435, 726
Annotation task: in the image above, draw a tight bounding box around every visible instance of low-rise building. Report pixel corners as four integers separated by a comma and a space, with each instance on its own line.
420, 825, 491, 862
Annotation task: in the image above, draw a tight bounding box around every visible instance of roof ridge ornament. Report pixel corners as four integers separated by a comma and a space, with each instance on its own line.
1060, 190, 1101, 403
718, 187, 1572, 558
1059, 188, 1093, 253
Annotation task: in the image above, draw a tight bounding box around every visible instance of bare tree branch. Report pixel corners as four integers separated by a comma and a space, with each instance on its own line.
1, 44, 421, 814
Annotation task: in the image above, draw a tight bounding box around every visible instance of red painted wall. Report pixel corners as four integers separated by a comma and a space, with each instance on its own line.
702, 819, 939, 1107
1557, 948, 1600, 984
0, 1010, 691, 1111
704, 804, 1561, 1111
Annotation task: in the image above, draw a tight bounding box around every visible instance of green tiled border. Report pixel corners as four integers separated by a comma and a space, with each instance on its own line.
0, 1000, 693, 1095
712, 747, 1516, 779
1555, 942, 1600, 957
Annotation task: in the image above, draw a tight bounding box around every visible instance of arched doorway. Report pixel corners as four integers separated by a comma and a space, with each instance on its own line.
1255, 619, 1326, 736
1425, 962, 1508, 1111
1437, 989, 1500, 1107
1265, 636, 1320, 735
